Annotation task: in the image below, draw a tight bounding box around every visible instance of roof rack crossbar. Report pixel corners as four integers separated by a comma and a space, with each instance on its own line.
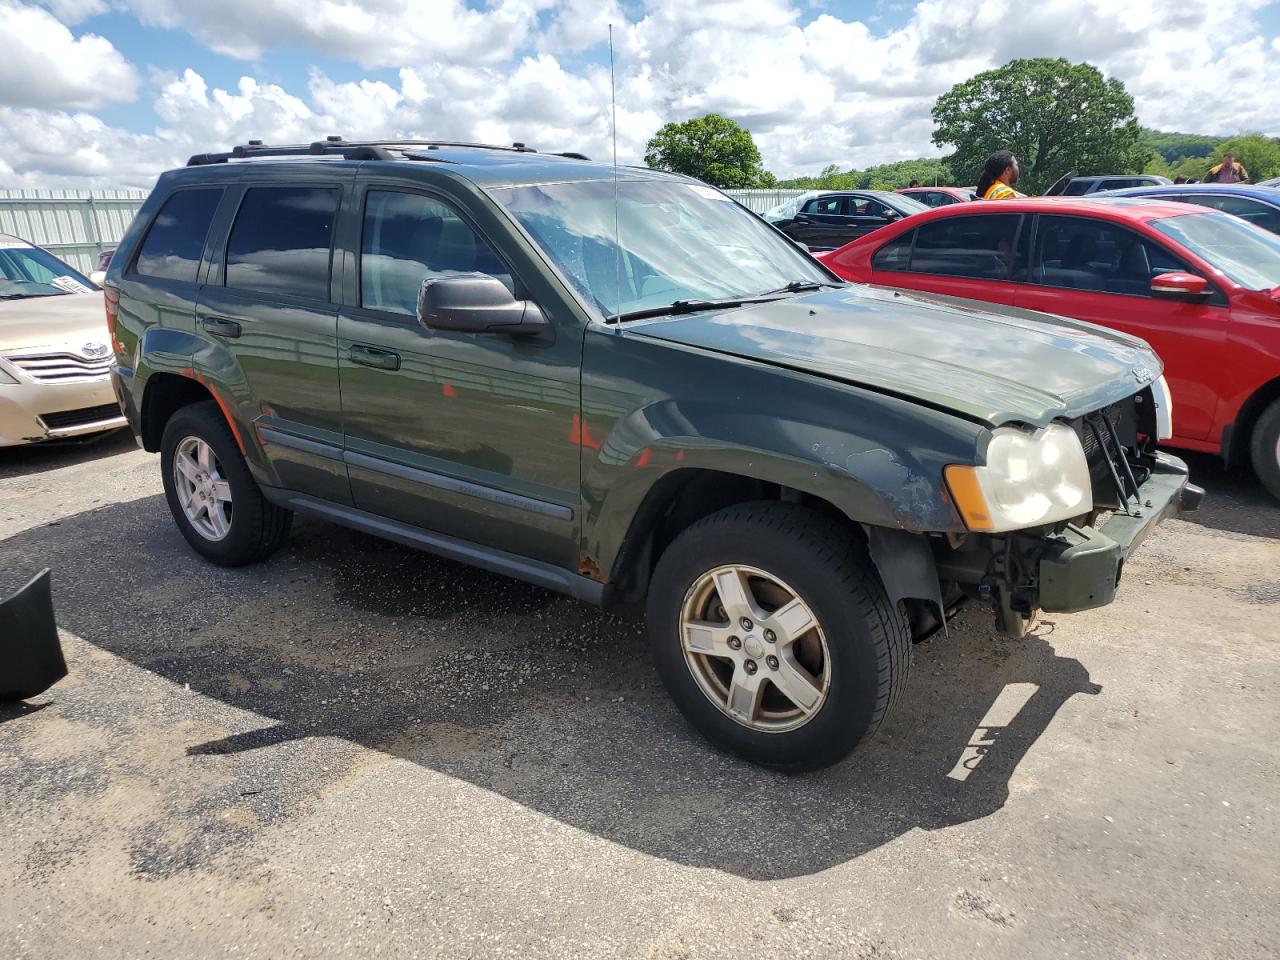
187, 142, 398, 166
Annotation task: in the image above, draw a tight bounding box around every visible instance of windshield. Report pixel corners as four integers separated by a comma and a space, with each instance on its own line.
491, 179, 831, 318
884, 193, 929, 215
0, 241, 96, 299
1151, 211, 1280, 291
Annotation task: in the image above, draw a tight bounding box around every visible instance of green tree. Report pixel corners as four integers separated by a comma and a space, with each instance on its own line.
1207, 134, 1280, 182
931, 58, 1149, 194
779, 157, 952, 191
644, 113, 774, 188
1139, 129, 1218, 163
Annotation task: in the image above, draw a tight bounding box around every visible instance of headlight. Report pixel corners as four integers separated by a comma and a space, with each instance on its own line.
945, 423, 1093, 532
0, 362, 18, 385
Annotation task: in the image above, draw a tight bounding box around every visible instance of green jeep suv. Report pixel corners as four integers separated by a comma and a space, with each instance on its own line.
106, 139, 1200, 770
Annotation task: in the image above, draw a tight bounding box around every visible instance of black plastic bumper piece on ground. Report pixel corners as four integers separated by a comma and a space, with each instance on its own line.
0, 569, 67, 701
1035, 453, 1195, 614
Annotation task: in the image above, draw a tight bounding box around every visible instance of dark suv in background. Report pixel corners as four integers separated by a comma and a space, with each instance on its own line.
106, 139, 1197, 770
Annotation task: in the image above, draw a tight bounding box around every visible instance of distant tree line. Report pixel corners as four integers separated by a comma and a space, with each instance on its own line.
644, 58, 1280, 191
1141, 132, 1280, 183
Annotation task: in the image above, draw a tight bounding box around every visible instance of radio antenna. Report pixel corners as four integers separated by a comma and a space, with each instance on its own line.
609, 22, 622, 333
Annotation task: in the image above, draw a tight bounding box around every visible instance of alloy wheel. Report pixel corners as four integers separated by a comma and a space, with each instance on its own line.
679, 564, 830, 733
172, 435, 233, 541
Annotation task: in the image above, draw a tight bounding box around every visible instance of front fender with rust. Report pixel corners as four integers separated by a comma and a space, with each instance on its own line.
578, 328, 984, 577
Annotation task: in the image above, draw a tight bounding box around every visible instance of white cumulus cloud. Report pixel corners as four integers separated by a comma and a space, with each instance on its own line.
3, 0, 1279, 187
0, 0, 139, 110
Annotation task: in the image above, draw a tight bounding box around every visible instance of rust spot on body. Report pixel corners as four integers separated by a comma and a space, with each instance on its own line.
193, 372, 245, 453
578, 555, 607, 583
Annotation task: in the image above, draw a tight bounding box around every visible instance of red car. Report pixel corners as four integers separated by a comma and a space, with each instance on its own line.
819, 197, 1280, 497
897, 186, 975, 207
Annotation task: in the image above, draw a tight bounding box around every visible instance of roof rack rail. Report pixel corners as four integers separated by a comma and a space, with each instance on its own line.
186, 136, 590, 167
187, 138, 397, 166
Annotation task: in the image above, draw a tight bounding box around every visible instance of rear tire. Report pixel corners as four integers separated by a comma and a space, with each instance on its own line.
160, 400, 291, 566
1250, 398, 1280, 501
646, 502, 910, 771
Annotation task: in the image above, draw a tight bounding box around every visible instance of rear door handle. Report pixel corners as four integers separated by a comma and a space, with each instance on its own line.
200, 316, 241, 338
349, 344, 401, 371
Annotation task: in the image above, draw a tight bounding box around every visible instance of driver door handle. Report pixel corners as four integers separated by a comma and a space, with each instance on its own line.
349, 344, 401, 371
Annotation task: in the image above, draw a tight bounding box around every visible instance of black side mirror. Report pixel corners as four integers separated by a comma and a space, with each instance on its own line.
417, 275, 548, 336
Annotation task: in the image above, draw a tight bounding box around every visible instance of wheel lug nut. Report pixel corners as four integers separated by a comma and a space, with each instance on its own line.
740, 617, 754, 631
764, 629, 776, 643
728, 636, 742, 650
743, 659, 758, 675
766, 655, 779, 670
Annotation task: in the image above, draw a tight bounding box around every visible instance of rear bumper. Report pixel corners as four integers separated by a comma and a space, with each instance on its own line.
110, 367, 143, 440
0, 377, 126, 447
1035, 453, 1199, 613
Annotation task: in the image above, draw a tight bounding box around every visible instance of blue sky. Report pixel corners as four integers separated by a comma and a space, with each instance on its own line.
2, 0, 1277, 187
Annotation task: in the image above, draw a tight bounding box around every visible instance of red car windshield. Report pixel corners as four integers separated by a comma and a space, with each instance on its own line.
1151, 211, 1280, 292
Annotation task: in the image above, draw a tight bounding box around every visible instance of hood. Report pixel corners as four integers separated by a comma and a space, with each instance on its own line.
628, 285, 1160, 428
0, 292, 109, 354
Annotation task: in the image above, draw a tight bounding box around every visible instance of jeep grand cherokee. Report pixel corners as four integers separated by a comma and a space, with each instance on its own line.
106, 139, 1200, 770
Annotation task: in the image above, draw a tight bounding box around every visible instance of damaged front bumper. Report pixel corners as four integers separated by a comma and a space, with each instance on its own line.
1031, 452, 1200, 614
937, 453, 1202, 635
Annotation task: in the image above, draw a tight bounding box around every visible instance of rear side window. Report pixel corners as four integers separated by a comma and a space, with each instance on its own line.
360, 190, 513, 316
225, 186, 339, 300
872, 230, 914, 272
133, 188, 223, 283
909, 214, 1021, 280
1062, 180, 1092, 196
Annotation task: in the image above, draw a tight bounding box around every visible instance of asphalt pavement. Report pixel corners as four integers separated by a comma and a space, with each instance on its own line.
1, 431, 1277, 959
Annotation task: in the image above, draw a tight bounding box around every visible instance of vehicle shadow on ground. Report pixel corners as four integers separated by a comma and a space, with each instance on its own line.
1178, 451, 1280, 540
0, 429, 134, 481
4, 495, 1100, 880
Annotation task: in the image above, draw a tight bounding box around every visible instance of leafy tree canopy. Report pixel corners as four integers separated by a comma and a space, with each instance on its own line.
643, 113, 775, 188
931, 58, 1149, 194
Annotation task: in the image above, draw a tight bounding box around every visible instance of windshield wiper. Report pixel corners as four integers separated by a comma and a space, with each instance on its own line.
754, 279, 843, 295
608, 281, 845, 324
609, 296, 770, 324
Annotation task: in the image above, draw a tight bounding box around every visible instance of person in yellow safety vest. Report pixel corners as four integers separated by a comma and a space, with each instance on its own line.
976, 150, 1022, 200
1207, 152, 1250, 184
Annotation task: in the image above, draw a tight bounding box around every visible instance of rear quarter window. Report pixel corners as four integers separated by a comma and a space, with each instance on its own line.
132, 188, 224, 283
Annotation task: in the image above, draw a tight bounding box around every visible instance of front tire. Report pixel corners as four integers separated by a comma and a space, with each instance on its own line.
1250, 398, 1280, 501
160, 400, 292, 566
646, 502, 910, 771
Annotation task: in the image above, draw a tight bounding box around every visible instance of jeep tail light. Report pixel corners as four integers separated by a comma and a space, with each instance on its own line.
104, 285, 120, 352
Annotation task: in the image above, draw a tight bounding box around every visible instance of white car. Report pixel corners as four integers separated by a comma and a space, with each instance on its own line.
0, 234, 126, 446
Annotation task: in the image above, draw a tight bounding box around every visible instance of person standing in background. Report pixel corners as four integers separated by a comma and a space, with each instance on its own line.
1208, 152, 1250, 183
976, 150, 1021, 200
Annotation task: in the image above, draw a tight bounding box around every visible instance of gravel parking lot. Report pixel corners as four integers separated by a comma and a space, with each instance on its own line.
2, 431, 1278, 959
